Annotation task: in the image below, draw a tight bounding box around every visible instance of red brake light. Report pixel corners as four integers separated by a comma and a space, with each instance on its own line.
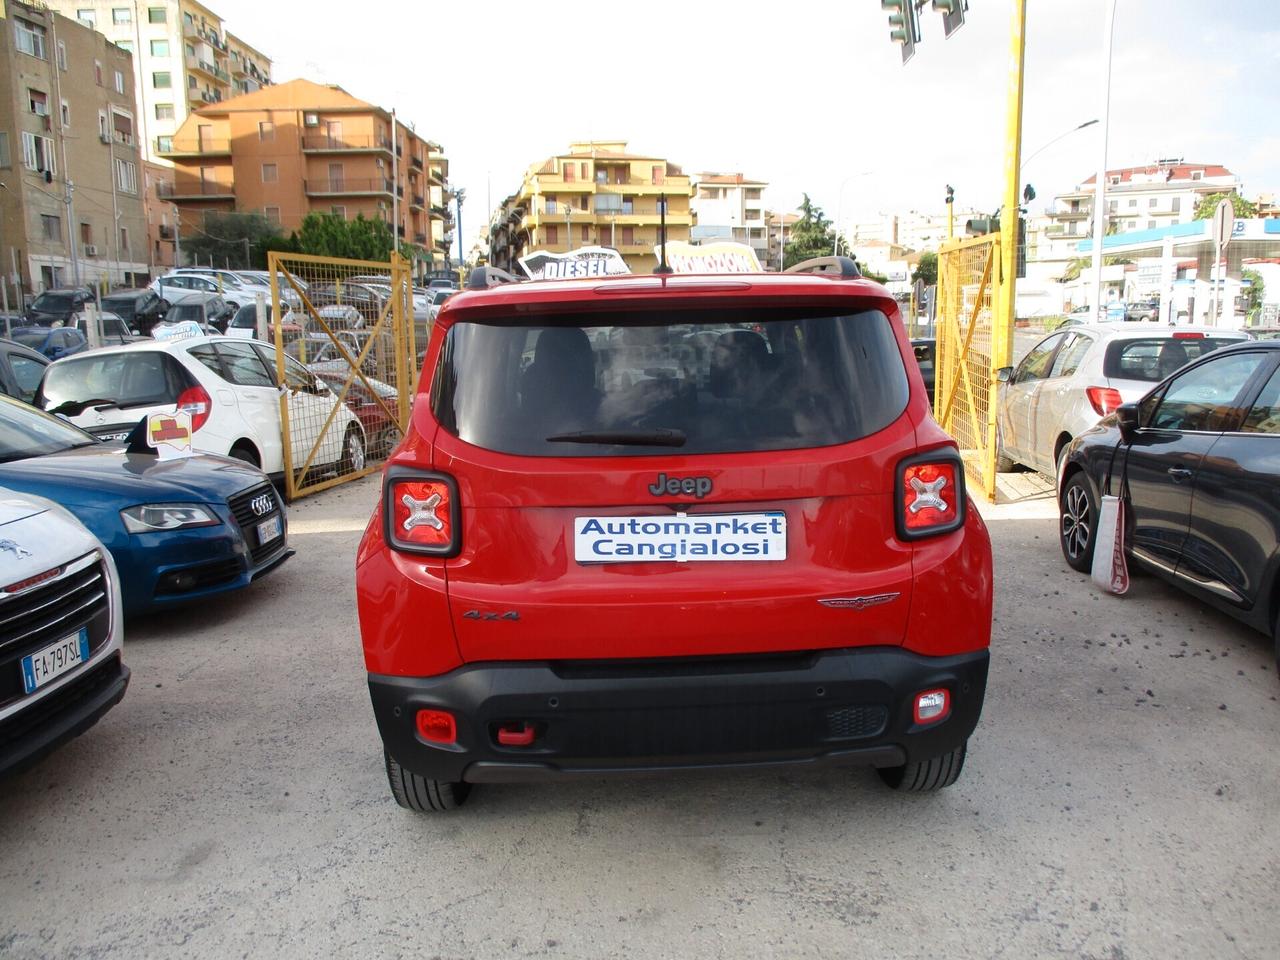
384, 470, 460, 556
898, 454, 964, 540
1085, 385, 1124, 417
416, 709, 456, 744
1172, 331, 1205, 339
175, 385, 212, 431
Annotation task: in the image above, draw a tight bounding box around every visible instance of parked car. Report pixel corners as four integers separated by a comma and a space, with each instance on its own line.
163, 293, 234, 333
911, 337, 936, 407
151, 272, 223, 306
225, 302, 298, 340
995, 325, 1248, 475
0, 338, 49, 404
427, 278, 457, 291
10, 325, 88, 361
306, 281, 388, 323
0, 396, 293, 616
152, 269, 253, 309
36, 332, 368, 479
101, 289, 170, 336
1058, 339, 1280, 670
0, 486, 128, 777
1125, 299, 1160, 323
316, 371, 401, 458
286, 330, 398, 382
22, 287, 96, 326
356, 258, 993, 812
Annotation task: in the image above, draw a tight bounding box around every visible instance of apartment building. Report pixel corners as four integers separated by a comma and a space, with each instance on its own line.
158, 79, 445, 272
0, 1, 148, 299
496, 141, 694, 274
427, 144, 453, 264
764, 211, 798, 271
690, 172, 768, 265
47, 1, 271, 165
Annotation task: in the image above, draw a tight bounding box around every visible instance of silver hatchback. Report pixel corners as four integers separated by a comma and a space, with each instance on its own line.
995, 324, 1248, 475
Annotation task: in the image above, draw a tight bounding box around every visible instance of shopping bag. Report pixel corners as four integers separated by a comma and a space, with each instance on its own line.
1090, 494, 1129, 595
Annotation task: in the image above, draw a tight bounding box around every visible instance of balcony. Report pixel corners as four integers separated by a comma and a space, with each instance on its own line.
410, 194, 425, 209
185, 55, 229, 83
414, 232, 427, 244
157, 138, 231, 157
304, 178, 394, 197
430, 204, 449, 220
1054, 209, 1090, 221
158, 224, 175, 240
301, 135, 391, 154
411, 156, 424, 171
158, 181, 235, 200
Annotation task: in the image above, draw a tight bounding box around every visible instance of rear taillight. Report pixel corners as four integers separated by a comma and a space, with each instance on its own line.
896, 451, 965, 541
1172, 331, 1205, 339
416, 709, 457, 744
1085, 385, 1124, 417
383, 468, 460, 557
175, 385, 212, 431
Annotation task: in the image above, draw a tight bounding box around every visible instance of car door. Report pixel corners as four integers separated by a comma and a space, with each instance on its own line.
1001, 332, 1066, 465
200, 340, 286, 474
1032, 332, 1095, 473
1121, 350, 1271, 573
1174, 354, 1280, 609
252, 342, 343, 468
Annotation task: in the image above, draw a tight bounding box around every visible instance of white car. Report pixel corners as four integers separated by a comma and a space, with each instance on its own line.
0, 486, 128, 776
996, 324, 1249, 475
152, 270, 255, 310
36, 331, 367, 479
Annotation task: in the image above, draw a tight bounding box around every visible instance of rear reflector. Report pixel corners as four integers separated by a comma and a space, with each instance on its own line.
416, 709, 457, 744
896, 451, 965, 540
1172, 331, 1205, 339
383, 468, 460, 557
1085, 385, 1124, 417
914, 689, 950, 725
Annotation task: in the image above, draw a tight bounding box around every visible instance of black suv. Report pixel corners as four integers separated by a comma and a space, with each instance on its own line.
23, 288, 96, 326
100, 289, 169, 336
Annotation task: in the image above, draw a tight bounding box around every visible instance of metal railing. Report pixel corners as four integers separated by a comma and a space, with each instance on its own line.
157, 139, 230, 155
158, 181, 234, 197
301, 135, 392, 152
304, 178, 394, 195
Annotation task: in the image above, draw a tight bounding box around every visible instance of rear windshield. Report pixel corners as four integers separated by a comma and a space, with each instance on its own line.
11, 329, 48, 348
432, 308, 909, 457
101, 297, 136, 320
230, 304, 257, 328
1104, 336, 1245, 382
167, 303, 205, 323
39, 351, 187, 411
31, 293, 74, 313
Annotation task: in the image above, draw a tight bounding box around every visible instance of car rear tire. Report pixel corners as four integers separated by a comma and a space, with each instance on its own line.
877, 742, 966, 792
341, 425, 366, 474
385, 752, 471, 812
229, 443, 260, 468
1060, 472, 1097, 573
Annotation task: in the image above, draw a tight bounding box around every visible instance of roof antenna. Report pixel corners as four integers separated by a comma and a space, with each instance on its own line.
653, 191, 673, 275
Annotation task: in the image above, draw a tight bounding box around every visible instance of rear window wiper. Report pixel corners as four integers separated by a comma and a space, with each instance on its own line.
46, 397, 119, 416
546, 428, 687, 447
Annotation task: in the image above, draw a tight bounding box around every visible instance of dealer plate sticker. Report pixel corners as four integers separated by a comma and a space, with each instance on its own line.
21, 628, 89, 695
574, 513, 786, 563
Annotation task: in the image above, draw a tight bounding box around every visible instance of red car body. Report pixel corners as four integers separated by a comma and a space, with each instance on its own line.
356, 266, 992, 810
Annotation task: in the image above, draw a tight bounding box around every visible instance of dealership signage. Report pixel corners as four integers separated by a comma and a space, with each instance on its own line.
518, 246, 631, 280
656, 241, 762, 274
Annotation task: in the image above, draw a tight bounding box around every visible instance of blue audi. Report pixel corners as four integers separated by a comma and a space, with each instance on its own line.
0, 395, 292, 616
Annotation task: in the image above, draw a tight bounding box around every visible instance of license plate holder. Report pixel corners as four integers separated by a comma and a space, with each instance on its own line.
574, 512, 787, 564
257, 515, 282, 546
21, 628, 90, 695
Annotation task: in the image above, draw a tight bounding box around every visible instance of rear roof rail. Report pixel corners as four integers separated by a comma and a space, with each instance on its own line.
783, 256, 863, 279
466, 266, 519, 291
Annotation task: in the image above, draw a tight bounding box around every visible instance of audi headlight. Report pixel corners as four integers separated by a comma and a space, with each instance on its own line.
120, 504, 220, 533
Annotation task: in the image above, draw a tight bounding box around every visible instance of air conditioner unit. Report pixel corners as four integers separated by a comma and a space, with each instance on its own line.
304, 113, 319, 127
84, 244, 98, 256
99, 132, 111, 144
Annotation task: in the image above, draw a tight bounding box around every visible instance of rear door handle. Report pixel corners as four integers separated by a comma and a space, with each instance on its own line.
1167, 467, 1193, 482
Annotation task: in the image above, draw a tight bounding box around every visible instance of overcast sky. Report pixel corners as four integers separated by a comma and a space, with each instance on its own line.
212, 0, 1280, 249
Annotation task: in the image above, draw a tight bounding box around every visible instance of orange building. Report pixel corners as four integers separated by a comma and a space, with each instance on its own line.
159, 78, 447, 271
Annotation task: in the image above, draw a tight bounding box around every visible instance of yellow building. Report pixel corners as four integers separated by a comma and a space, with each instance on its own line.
504, 141, 694, 274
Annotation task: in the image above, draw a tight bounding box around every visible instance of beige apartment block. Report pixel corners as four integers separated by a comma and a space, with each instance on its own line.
159, 79, 447, 273
494, 141, 694, 275
0, 0, 149, 300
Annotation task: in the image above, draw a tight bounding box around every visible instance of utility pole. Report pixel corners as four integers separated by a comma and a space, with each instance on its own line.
108, 138, 121, 291
242, 236, 251, 268
390, 108, 399, 257
171, 203, 181, 267
46, 14, 80, 287
1090, 0, 1117, 318
455, 187, 465, 265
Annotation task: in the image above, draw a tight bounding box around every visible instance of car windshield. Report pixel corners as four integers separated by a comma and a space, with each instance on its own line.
0, 395, 97, 462
433, 308, 909, 457
167, 303, 203, 322
31, 293, 74, 313
1104, 336, 1245, 382
230, 304, 257, 328
101, 297, 137, 321
11, 329, 49, 348
41, 351, 181, 412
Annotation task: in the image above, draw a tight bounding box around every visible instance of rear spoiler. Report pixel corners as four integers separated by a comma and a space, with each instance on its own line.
783, 256, 863, 279
465, 266, 520, 291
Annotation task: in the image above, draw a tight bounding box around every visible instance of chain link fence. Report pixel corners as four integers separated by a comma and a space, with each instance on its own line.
267, 251, 421, 500
935, 234, 1000, 501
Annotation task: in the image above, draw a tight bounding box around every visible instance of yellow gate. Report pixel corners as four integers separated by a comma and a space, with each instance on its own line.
267, 251, 419, 500
934, 234, 1008, 502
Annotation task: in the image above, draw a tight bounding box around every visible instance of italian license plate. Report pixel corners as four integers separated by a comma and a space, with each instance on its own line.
21, 628, 90, 695
574, 512, 787, 564
257, 515, 282, 545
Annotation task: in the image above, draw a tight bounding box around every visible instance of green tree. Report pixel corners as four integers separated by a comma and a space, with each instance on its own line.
288, 212, 403, 261
181, 211, 287, 269
1242, 268, 1265, 317
782, 194, 838, 269
1193, 192, 1258, 221
912, 251, 937, 286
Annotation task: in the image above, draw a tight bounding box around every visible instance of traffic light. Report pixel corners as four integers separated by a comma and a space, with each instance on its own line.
882, 0, 921, 64
932, 0, 968, 38
965, 214, 1027, 278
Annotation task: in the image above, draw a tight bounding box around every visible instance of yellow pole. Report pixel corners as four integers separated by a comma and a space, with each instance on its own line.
947, 203, 954, 241
990, 0, 1027, 502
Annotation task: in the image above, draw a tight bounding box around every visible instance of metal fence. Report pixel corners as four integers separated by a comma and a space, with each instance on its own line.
935, 234, 1003, 502
267, 251, 419, 500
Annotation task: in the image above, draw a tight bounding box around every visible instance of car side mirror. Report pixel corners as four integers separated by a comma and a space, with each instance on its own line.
995, 366, 1014, 383
1116, 402, 1140, 438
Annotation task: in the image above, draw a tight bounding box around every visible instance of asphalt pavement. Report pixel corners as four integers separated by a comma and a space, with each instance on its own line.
2, 476, 1278, 959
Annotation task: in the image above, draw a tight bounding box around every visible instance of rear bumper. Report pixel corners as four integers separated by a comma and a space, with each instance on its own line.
369, 646, 989, 784
0, 652, 130, 778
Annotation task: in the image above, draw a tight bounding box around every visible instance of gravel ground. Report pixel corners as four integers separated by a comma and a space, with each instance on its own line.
2, 476, 1278, 960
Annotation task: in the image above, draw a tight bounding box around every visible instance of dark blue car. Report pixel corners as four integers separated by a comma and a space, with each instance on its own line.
10, 326, 88, 361
0, 395, 292, 616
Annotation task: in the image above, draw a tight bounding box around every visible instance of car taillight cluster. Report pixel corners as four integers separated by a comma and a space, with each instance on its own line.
383, 469, 460, 557
896, 451, 965, 541
1085, 385, 1124, 417
175, 385, 212, 431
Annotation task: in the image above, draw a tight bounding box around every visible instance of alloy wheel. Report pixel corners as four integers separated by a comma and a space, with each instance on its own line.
1061, 484, 1091, 561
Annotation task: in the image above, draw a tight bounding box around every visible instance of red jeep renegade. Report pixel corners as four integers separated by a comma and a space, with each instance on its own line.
356, 258, 993, 812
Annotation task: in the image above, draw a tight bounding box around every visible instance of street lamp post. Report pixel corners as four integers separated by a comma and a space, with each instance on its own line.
1090, 0, 1118, 319
1019, 119, 1099, 174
